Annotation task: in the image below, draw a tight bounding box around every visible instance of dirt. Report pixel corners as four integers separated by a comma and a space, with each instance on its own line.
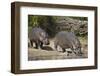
28, 39, 88, 61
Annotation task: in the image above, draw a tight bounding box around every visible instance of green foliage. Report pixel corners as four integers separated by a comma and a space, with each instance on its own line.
28, 15, 39, 27
69, 16, 88, 21
28, 15, 87, 38
39, 16, 57, 37
28, 15, 57, 37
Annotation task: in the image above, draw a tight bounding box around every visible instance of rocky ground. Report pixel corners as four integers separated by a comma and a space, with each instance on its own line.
28, 38, 88, 61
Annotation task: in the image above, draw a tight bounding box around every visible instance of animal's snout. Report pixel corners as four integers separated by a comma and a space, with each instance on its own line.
43, 38, 50, 45
45, 40, 50, 45
46, 41, 50, 45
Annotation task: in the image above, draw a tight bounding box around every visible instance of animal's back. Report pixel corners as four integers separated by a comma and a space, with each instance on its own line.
29, 27, 44, 40
55, 31, 75, 49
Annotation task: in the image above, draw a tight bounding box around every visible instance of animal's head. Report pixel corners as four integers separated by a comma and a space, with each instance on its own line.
40, 32, 50, 45
73, 46, 82, 56
76, 46, 82, 55
73, 40, 82, 56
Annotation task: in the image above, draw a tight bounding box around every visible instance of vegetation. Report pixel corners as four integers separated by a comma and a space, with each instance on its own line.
28, 15, 57, 37
69, 16, 88, 21
28, 15, 88, 37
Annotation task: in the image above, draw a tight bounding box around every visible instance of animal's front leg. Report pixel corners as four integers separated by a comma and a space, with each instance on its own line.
34, 42, 38, 49
34, 40, 40, 49
40, 42, 43, 49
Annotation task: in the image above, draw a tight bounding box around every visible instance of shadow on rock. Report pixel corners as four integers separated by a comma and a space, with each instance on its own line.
42, 46, 54, 51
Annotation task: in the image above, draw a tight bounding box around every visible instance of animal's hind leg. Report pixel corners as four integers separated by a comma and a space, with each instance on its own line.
30, 40, 33, 47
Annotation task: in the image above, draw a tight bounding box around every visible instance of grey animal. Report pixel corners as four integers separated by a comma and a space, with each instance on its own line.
28, 27, 50, 49
54, 31, 82, 56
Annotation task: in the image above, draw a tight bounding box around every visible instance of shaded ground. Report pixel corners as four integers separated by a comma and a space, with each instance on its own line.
28, 38, 88, 61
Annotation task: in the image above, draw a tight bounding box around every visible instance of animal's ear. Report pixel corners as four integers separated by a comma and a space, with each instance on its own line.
40, 32, 46, 37
40, 32, 44, 36
39, 37, 43, 41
